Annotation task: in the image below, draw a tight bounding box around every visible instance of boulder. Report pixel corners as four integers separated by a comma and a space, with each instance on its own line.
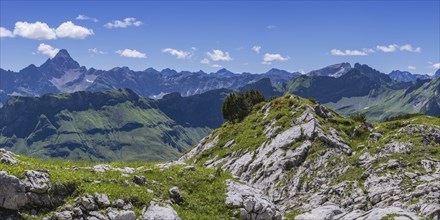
0, 171, 27, 210
23, 170, 50, 193
169, 186, 184, 204
133, 175, 146, 185
141, 202, 181, 220
0, 150, 19, 165
107, 208, 136, 220
92, 164, 113, 173
94, 194, 111, 207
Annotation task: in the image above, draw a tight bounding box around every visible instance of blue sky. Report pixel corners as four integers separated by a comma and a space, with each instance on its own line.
1, 1, 439, 75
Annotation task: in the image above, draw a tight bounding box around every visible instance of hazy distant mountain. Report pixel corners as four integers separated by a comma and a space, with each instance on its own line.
307, 62, 351, 78
388, 70, 431, 82
436, 69, 440, 78
286, 63, 440, 120
0, 49, 299, 105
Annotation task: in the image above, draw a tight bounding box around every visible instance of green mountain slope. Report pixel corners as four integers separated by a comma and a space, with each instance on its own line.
0, 89, 210, 161
326, 77, 440, 120
180, 94, 440, 219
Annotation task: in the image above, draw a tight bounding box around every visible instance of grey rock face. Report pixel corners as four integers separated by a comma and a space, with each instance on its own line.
94, 193, 111, 207
133, 175, 146, 185
383, 141, 413, 154
0, 171, 27, 210
92, 164, 113, 173
0, 149, 19, 164
178, 135, 218, 162
225, 179, 281, 220
169, 186, 184, 204
142, 202, 181, 220
23, 170, 50, 193
107, 208, 136, 220
80, 196, 98, 211
296, 205, 343, 220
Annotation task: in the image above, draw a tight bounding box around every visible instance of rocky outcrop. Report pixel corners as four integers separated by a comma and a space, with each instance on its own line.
0, 171, 27, 210
179, 95, 440, 220
297, 205, 420, 220
0, 149, 19, 164
225, 180, 282, 220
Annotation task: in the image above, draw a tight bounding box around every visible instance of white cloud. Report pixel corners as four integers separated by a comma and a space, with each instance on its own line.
252, 46, 261, 53
262, 53, 290, 64
211, 64, 222, 68
104, 17, 142, 29
200, 58, 210, 64
88, 48, 107, 55
363, 48, 375, 53
162, 48, 193, 59
4, 21, 93, 40
433, 63, 440, 69
37, 43, 59, 58
116, 49, 146, 58
330, 49, 368, 56
376, 44, 399, 53
400, 44, 421, 53
267, 25, 277, 29
206, 49, 232, 61
407, 65, 416, 70
76, 14, 98, 22
13, 21, 57, 40
55, 21, 94, 39
0, 27, 14, 38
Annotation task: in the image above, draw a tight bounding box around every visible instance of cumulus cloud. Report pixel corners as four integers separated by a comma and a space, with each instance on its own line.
88, 48, 107, 55
206, 49, 232, 61
330, 49, 368, 56
55, 21, 94, 39
0, 27, 14, 38
376, 44, 421, 53
252, 46, 261, 53
200, 58, 210, 64
37, 43, 59, 58
376, 44, 399, 53
211, 64, 222, 68
104, 17, 142, 29
76, 14, 98, 22
433, 63, 440, 69
407, 65, 416, 70
162, 48, 193, 59
3, 21, 93, 40
116, 49, 146, 58
13, 21, 57, 40
400, 44, 421, 53
262, 53, 290, 64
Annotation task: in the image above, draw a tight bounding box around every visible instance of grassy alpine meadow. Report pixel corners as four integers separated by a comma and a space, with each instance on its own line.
0, 153, 235, 219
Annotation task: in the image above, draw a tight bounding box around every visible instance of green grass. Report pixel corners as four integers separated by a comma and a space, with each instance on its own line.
0, 154, 234, 219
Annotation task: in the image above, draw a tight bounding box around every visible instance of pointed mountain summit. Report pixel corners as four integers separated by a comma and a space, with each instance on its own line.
38, 49, 81, 77
212, 68, 236, 78
265, 68, 292, 76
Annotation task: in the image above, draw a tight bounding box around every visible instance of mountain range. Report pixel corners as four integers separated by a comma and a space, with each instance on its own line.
0, 49, 299, 105
1, 49, 440, 161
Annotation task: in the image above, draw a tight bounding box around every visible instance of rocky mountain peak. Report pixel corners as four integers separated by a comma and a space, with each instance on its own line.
38, 49, 81, 76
